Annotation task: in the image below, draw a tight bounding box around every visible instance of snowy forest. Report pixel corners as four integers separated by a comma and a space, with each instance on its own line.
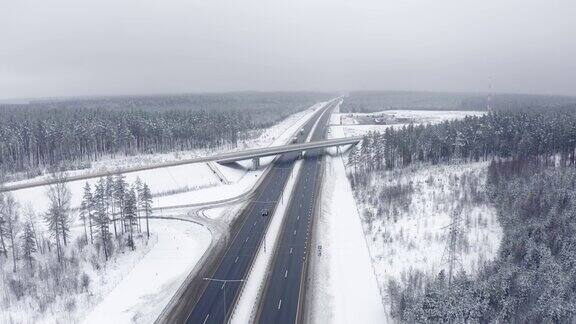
0, 173, 154, 321
386, 158, 576, 322
341, 91, 576, 112
346, 107, 576, 322
347, 108, 576, 171
0, 92, 330, 180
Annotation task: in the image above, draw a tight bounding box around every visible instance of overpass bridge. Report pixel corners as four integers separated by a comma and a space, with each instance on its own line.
216, 136, 361, 168
0, 136, 361, 192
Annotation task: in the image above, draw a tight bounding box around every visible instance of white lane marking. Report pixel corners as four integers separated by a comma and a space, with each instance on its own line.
278, 299, 282, 310
290, 247, 293, 254
245, 237, 249, 243
221, 283, 225, 289
253, 221, 257, 227
235, 256, 239, 263
203, 314, 210, 324
285, 270, 288, 278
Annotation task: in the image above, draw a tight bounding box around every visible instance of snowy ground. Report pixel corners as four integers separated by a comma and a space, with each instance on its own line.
82, 218, 211, 324
330, 109, 485, 137
355, 163, 502, 314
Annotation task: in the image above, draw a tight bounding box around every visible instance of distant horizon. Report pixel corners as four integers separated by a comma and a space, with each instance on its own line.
3, 88, 576, 105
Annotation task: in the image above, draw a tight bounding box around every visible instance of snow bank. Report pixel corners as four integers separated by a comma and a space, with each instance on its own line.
82, 219, 211, 324
307, 113, 386, 324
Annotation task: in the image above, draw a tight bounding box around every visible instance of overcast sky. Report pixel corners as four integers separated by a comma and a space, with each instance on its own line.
1, 0, 575, 100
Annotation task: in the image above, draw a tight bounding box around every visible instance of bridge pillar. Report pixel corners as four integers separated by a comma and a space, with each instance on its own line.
252, 157, 260, 170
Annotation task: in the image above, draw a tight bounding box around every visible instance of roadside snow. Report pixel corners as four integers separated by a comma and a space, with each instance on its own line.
307, 114, 386, 324
82, 219, 211, 324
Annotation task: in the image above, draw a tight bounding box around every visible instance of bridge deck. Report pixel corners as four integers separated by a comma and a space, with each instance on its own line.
215, 136, 361, 164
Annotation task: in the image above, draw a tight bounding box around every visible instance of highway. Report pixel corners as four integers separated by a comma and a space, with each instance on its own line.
256, 94, 332, 323
183, 99, 339, 324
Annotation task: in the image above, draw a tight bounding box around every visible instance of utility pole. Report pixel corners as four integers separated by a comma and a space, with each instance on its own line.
203, 277, 245, 322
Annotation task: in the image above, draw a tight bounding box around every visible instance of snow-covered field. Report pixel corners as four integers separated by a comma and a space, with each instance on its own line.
330, 109, 485, 137
355, 163, 502, 311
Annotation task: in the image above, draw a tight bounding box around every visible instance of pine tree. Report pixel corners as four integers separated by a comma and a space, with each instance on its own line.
105, 175, 116, 237
124, 188, 137, 250
0, 193, 8, 259
140, 183, 153, 239
114, 174, 128, 236
93, 180, 110, 260
134, 177, 143, 233
46, 173, 72, 247
21, 214, 37, 269
3, 194, 21, 272
80, 182, 94, 244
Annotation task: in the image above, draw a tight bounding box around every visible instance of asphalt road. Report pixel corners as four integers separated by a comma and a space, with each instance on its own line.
185, 100, 338, 324
256, 97, 332, 324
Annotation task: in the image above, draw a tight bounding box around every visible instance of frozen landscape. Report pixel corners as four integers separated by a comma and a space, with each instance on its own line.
3, 1, 576, 322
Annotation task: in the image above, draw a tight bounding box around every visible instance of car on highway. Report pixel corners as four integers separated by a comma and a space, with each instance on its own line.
261, 208, 269, 217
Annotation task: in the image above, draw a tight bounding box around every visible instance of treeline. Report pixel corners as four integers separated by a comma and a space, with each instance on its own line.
0, 92, 330, 178
348, 109, 576, 171
341, 91, 576, 112
388, 158, 576, 322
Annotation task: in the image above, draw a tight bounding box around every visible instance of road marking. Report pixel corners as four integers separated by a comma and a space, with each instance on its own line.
235, 256, 239, 263
278, 299, 282, 310
203, 314, 210, 324
245, 237, 249, 243
221, 283, 225, 289
253, 221, 257, 227
285, 270, 288, 278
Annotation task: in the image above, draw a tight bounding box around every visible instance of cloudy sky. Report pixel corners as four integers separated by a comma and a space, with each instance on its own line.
1, 0, 575, 99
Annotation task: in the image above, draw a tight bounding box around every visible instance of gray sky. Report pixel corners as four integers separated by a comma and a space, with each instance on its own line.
1, 0, 576, 100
